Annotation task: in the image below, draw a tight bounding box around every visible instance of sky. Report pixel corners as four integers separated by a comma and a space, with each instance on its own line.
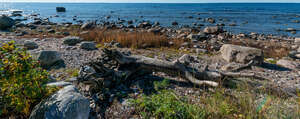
2, 0, 300, 3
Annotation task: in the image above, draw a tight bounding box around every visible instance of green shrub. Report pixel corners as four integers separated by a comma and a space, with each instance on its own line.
131, 90, 206, 119
154, 78, 170, 90
0, 41, 56, 117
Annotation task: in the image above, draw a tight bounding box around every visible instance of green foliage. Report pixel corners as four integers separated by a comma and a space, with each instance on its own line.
0, 41, 57, 116
131, 90, 206, 119
154, 78, 170, 90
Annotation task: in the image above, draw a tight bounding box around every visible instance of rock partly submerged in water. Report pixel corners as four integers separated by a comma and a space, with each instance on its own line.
29, 85, 90, 119
56, 7, 66, 12
0, 15, 15, 30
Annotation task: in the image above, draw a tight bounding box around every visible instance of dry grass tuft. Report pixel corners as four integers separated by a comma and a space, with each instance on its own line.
80, 28, 184, 49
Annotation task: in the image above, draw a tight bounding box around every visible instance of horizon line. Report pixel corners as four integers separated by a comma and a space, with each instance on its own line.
1, 2, 300, 3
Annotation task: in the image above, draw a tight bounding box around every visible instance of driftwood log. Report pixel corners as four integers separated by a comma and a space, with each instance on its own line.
78, 49, 300, 97
95, 48, 268, 87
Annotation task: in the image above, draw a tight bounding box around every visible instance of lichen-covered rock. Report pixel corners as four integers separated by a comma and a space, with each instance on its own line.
220, 44, 264, 65
29, 85, 90, 119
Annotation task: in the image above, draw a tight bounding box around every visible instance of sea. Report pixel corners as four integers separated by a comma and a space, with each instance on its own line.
1, 3, 300, 36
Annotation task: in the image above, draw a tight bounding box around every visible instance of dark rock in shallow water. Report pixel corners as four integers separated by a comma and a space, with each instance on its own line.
0, 15, 15, 30
172, 21, 178, 26
56, 7, 66, 12
205, 18, 216, 24
127, 20, 133, 24
285, 28, 297, 32
138, 22, 152, 28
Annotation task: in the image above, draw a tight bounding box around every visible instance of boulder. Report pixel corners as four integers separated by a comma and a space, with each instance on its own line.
178, 54, 193, 65
205, 18, 215, 23
172, 21, 178, 26
286, 28, 296, 32
0, 15, 15, 30
137, 22, 152, 28
24, 40, 38, 50
203, 26, 223, 34
187, 32, 207, 41
276, 59, 300, 70
29, 85, 90, 119
63, 36, 82, 46
56, 7, 66, 12
220, 44, 264, 65
80, 42, 97, 50
38, 50, 65, 69
81, 22, 95, 30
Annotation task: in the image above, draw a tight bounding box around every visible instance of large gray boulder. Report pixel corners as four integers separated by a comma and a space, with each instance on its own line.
29, 85, 90, 119
0, 15, 15, 30
62, 36, 82, 46
220, 44, 264, 65
38, 50, 65, 69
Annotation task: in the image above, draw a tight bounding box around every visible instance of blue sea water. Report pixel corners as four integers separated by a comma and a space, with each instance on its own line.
1, 3, 300, 36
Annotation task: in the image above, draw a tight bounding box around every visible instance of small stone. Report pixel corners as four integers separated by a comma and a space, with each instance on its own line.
63, 36, 82, 46
80, 42, 97, 50
204, 26, 223, 34
24, 40, 38, 50
196, 48, 207, 54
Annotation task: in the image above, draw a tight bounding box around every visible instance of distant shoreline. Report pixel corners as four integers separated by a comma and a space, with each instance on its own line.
1, 2, 300, 4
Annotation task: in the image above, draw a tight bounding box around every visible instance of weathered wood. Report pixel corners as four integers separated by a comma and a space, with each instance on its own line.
102, 48, 268, 87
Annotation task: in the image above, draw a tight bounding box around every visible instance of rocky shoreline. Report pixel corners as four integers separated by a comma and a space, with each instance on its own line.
1, 13, 300, 118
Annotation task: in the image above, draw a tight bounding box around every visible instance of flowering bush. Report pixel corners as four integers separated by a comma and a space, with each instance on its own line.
0, 41, 56, 117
